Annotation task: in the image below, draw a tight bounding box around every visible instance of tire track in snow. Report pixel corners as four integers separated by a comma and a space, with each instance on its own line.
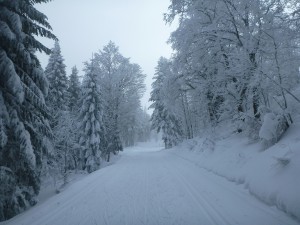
143, 165, 149, 225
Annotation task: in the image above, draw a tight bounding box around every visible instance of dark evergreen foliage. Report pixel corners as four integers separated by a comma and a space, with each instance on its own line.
67, 66, 81, 112
45, 41, 68, 112
78, 58, 105, 173
0, 0, 56, 220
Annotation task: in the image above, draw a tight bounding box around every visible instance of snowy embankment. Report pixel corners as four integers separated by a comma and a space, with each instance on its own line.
38, 154, 121, 205
170, 123, 300, 221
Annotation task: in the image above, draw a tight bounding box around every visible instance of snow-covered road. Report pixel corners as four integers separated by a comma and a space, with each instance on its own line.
3, 144, 299, 225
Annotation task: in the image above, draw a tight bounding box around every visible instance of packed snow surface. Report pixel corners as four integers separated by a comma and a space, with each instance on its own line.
2, 143, 298, 225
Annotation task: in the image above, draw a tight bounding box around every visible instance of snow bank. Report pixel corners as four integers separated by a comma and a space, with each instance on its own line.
38, 153, 121, 205
171, 123, 300, 221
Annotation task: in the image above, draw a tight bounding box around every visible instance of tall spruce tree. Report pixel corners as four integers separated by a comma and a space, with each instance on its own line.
44, 41, 69, 180
78, 58, 105, 173
45, 41, 68, 112
64, 66, 82, 172
0, 0, 56, 220
67, 66, 81, 113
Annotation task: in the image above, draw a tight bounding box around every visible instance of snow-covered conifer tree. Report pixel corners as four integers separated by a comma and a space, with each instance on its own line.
67, 66, 81, 112
45, 41, 68, 112
44, 41, 70, 180
62, 66, 82, 171
78, 58, 105, 173
0, 0, 56, 220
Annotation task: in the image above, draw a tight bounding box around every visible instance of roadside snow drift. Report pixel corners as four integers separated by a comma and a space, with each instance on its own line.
171, 123, 300, 221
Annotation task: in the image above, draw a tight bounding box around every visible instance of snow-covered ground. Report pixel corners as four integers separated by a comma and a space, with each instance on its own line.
1, 141, 299, 225
170, 122, 300, 222
37, 153, 121, 205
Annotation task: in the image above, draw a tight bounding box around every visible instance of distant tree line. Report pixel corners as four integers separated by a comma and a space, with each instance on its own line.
46, 41, 150, 174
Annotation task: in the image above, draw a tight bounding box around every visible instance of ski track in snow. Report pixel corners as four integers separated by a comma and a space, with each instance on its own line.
2, 143, 299, 225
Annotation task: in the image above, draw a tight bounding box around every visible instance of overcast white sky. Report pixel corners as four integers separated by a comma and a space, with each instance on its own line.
36, 0, 177, 111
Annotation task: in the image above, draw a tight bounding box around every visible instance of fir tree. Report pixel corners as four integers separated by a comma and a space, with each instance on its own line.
63, 66, 82, 172
67, 66, 81, 112
0, 0, 56, 220
78, 58, 105, 173
45, 41, 68, 112
44, 41, 69, 181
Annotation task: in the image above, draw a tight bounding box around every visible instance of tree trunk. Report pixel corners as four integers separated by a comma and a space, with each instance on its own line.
107, 152, 110, 162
